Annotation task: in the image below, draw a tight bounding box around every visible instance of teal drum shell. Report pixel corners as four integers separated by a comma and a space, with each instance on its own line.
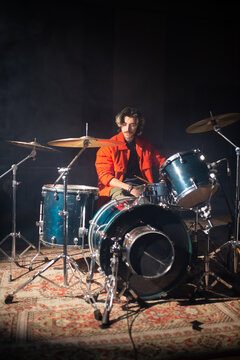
88, 197, 192, 300
160, 149, 219, 208
40, 184, 98, 248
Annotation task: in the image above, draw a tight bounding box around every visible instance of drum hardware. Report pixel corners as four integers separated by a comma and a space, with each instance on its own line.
87, 197, 192, 325
51, 236, 57, 244
73, 238, 79, 246
54, 190, 59, 200
27, 126, 100, 287
0, 144, 46, 281
207, 158, 231, 177
191, 218, 233, 294
101, 236, 122, 327
186, 112, 240, 134
4, 128, 124, 305
186, 112, 240, 273
179, 154, 185, 164
5, 166, 96, 305
185, 199, 233, 297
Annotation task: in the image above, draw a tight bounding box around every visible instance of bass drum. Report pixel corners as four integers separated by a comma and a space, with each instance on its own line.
88, 197, 192, 300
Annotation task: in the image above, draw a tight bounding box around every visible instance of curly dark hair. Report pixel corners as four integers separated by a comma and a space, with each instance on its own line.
115, 106, 145, 136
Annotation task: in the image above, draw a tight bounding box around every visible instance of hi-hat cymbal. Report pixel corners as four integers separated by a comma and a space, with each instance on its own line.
8, 140, 58, 151
186, 113, 240, 133
48, 136, 125, 148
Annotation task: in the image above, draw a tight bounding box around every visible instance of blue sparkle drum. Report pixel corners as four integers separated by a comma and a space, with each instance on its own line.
88, 197, 191, 300
160, 149, 219, 208
40, 184, 98, 248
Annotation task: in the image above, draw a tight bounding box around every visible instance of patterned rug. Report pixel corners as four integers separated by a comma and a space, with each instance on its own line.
0, 248, 240, 360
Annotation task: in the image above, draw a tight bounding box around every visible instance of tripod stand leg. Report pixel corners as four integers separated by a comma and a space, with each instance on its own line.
207, 272, 233, 290
0, 161, 43, 280
233, 246, 239, 273
5, 255, 63, 303
191, 217, 233, 297
0, 234, 11, 258
204, 255, 209, 287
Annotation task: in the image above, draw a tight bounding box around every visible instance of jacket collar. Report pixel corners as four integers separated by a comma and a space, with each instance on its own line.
112, 132, 144, 150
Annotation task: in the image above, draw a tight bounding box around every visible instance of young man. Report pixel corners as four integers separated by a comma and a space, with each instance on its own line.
95, 106, 165, 207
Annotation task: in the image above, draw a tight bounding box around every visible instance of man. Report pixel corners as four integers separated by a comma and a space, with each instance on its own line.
95, 106, 165, 207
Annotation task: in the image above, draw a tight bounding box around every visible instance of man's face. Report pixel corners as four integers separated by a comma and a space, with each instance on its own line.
120, 116, 138, 142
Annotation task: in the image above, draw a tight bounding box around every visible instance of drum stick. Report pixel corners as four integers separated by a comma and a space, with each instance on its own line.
134, 175, 149, 184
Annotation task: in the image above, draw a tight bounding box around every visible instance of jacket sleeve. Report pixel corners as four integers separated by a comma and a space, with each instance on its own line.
95, 147, 115, 186
149, 143, 165, 168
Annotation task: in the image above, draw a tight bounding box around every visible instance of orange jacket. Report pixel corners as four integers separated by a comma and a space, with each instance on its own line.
95, 132, 165, 205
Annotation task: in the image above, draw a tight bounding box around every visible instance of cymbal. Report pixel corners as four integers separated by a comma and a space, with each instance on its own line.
48, 136, 125, 148
8, 140, 58, 151
186, 113, 240, 133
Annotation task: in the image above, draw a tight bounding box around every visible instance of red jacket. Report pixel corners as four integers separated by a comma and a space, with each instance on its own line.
95, 132, 165, 206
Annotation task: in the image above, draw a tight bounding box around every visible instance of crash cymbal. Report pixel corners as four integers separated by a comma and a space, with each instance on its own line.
186, 113, 240, 133
48, 136, 125, 148
8, 140, 58, 151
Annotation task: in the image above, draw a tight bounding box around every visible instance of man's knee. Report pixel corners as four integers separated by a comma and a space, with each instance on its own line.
110, 187, 126, 200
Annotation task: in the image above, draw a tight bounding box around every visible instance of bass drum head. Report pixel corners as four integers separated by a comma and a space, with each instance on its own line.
89, 198, 191, 300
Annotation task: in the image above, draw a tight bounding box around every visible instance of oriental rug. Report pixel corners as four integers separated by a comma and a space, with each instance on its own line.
0, 248, 240, 360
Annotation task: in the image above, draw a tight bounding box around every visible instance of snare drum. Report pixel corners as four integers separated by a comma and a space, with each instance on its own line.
160, 149, 219, 208
88, 197, 191, 300
39, 184, 98, 248
143, 181, 170, 205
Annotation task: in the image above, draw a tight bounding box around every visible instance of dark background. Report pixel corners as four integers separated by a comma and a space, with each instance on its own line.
0, 1, 239, 245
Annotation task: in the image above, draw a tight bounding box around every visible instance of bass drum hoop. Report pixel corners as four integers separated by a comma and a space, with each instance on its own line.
88, 198, 192, 300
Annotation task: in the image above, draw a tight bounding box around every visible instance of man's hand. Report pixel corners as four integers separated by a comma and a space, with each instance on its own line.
130, 187, 141, 197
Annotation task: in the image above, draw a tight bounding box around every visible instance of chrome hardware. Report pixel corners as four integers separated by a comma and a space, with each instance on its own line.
51, 236, 56, 244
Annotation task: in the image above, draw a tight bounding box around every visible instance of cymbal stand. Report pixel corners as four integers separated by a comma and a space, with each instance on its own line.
0, 148, 39, 281
5, 142, 100, 311
192, 205, 233, 295
211, 113, 239, 273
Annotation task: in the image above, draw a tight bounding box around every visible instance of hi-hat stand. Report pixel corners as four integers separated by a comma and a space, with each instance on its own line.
0, 148, 39, 281
210, 112, 240, 273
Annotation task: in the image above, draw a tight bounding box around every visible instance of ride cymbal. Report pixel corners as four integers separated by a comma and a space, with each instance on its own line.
48, 136, 125, 148
186, 113, 240, 133
8, 140, 58, 151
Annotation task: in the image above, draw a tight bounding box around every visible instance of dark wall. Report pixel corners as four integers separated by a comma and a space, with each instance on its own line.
0, 1, 239, 243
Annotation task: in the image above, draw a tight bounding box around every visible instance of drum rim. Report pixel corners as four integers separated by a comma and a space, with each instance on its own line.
160, 149, 202, 170
42, 184, 99, 193
176, 183, 219, 208
88, 197, 133, 254
123, 225, 175, 279
145, 181, 168, 187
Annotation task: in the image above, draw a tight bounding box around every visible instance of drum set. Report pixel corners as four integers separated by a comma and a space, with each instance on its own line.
2, 113, 240, 327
